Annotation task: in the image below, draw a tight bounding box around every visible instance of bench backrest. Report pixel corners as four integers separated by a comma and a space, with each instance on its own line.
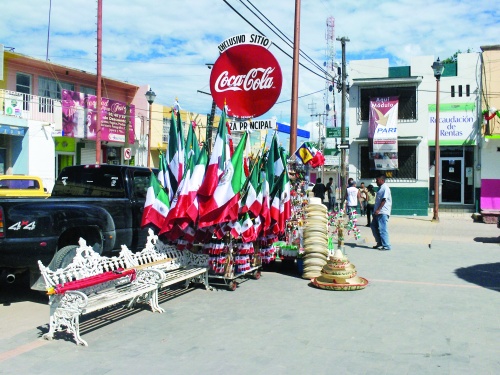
38, 238, 128, 288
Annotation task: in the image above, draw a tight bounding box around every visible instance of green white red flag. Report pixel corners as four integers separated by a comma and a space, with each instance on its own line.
198, 131, 249, 228
141, 172, 170, 229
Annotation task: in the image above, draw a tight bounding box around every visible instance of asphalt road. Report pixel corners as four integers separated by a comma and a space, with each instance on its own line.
1, 212, 499, 375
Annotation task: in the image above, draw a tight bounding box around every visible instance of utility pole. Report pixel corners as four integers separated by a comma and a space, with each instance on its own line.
337, 36, 349, 203
289, 0, 301, 155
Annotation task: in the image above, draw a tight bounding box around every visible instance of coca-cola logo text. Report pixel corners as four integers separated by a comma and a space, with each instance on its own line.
214, 68, 275, 93
210, 43, 282, 118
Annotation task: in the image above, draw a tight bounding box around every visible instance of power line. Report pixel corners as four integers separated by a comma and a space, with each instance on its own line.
222, 0, 334, 82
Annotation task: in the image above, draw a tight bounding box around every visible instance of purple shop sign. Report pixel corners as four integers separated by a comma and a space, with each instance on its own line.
61, 89, 135, 143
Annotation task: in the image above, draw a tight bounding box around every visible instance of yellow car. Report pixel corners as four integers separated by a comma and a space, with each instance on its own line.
0, 175, 50, 198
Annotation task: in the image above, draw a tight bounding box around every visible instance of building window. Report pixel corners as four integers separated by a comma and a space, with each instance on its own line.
38, 77, 75, 113
360, 145, 417, 180
466, 84, 470, 97
16, 72, 32, 110
451, 86, 455, 98
359, 86, 417, 122
38, 76, 74, 100
458, 85, 463, 97
80, 85, 96, 95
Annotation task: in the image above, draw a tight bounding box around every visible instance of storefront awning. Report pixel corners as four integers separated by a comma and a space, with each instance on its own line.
0, 124, 26, 136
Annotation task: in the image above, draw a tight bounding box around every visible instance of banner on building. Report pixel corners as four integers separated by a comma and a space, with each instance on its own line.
368, 97, 399, 170
428, 103, 476, 145
61, 89, 135, 143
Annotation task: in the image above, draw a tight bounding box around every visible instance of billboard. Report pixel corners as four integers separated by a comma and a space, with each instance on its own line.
368, 97, 399, 170
61, 89, 135, 143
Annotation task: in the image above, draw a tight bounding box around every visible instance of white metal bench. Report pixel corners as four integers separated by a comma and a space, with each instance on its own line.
120, 229, 212, 312
37, 238, 165, 346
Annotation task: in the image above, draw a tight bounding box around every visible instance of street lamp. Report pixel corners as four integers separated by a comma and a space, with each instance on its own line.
431, 58, 445, 222
145, 88, 156, 167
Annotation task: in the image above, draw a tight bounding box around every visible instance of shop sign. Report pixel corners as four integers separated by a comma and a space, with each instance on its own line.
428, 103, 476, 145
210, 34, 282, 118
228, 118, 276, 132
61, 89, 135, 144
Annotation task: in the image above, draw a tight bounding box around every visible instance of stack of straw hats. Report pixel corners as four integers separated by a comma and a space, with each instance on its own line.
311, 249, 369, 291
301, 197, 329, 279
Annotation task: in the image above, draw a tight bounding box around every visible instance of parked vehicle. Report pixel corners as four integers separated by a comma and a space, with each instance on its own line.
0, 164, 156, 288
0, 175, 50, 198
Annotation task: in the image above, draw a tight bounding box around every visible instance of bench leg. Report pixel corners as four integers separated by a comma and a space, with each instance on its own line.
147, 290, 165, 313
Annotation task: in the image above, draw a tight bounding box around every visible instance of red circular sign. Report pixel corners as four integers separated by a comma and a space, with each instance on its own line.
210, 44, 282, 118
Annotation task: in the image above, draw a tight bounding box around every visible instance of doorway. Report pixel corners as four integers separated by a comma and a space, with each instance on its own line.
440, 157, 463, 203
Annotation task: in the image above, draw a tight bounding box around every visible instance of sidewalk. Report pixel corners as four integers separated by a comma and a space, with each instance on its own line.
0, 214, 499, 374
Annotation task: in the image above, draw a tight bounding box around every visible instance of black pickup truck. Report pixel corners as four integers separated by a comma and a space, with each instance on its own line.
0, 164, 155, 288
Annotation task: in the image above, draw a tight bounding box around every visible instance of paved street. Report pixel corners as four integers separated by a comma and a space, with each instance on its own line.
1, 212, 499, 375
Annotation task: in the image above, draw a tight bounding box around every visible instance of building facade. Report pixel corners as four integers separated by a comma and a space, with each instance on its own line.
0, 47, 152, 190
479, 45, 500, 219
347, 53, 481, 215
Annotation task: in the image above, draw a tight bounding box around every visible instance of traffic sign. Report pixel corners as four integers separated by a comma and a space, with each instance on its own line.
123, 148, 132, 160
326, 127, 349, 138
336, 143, 350, 150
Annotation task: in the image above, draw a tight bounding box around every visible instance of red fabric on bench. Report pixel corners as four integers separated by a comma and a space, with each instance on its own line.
49, 269, 136, 295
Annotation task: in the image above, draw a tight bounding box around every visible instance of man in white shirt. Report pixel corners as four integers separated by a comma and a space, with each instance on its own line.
371, 174, 392, 251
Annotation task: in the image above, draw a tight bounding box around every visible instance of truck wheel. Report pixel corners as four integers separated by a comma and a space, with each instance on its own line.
49, 245, 79, 271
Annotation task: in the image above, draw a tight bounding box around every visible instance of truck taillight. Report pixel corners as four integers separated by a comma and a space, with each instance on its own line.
0, 208, 4, 238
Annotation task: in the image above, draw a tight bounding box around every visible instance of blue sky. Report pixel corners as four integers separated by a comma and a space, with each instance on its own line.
1, 0, 498, 133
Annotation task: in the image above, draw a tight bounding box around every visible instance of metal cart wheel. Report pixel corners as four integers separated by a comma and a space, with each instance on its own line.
228, 281, 237, 291
252, 271, 261, 280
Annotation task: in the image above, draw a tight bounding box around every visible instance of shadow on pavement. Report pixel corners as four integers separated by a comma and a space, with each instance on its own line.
0, 272, 48, 306
473, 236, 500, 244
454, 262, 500, 292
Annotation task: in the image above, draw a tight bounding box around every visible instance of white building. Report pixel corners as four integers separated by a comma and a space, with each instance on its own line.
347, 53, 481, 215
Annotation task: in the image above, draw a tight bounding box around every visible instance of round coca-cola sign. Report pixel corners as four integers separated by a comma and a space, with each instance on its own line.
210, 37, 282, 118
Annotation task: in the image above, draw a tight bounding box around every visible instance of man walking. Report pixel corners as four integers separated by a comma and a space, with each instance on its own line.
325, 177, 335, 211
371, 174, 392, 251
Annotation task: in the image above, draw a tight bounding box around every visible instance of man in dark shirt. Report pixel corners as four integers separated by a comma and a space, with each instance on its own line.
325, 177, 334, 210
312, 178, 327, 205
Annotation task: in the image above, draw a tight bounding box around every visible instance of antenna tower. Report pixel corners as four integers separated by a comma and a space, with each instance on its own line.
325, 16, 337, 129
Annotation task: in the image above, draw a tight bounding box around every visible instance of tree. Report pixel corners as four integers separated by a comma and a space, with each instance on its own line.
442, 49, 472, 64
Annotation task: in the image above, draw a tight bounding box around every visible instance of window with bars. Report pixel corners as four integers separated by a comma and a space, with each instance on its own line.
359, 86, 417, 122
38, 77, 74, 113
360, 145, 417, 180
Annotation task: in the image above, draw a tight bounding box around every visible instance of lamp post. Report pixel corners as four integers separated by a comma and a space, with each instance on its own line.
145, 88, 156, 167
431, 58, 444, 222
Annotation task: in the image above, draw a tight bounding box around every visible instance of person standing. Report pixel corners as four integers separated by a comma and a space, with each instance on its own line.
365, 184, 376, 226
312, 178, 327, 205
371, 174, 392, 251
325, 177, 335, 211
346, 180, 360, 213
358, 182, 368, 216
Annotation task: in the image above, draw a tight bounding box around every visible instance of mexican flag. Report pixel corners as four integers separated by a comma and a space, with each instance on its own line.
141, 172, 170, 229
278, 168, 291, 234
269, 171, 282, 234
197, 108, 229, 198
240, 212, 256, 243
258, 169, 271, 236
175, 109, 185, 181
185, 119, 200, 168
240, 156, 263, 218
198, 132, 249, 228
161, 147, 208, 233
266, 132, 284, 193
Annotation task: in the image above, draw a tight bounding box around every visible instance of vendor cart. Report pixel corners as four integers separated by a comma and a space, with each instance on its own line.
208, 265, 262, 291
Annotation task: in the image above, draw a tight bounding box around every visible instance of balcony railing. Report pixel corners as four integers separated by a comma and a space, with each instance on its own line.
0, 89, 61, 124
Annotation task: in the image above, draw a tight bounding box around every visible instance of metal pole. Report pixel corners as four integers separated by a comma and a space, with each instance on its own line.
124, 104, 130, 165
289, 0, 301, 154
147, 103, 152, 167
337, 36, 349, 203
432, 78, 441, 222
95, 0, 103, 164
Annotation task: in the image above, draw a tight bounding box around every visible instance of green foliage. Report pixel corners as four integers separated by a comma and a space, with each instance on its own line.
441, 49, 472, 64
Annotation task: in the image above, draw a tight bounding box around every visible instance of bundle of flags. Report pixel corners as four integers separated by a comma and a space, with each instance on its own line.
141, 105, 292, 247
295, 142, 325, 168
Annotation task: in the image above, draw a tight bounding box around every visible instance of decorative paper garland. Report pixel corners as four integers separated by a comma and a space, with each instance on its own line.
482, 108, 500, 123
